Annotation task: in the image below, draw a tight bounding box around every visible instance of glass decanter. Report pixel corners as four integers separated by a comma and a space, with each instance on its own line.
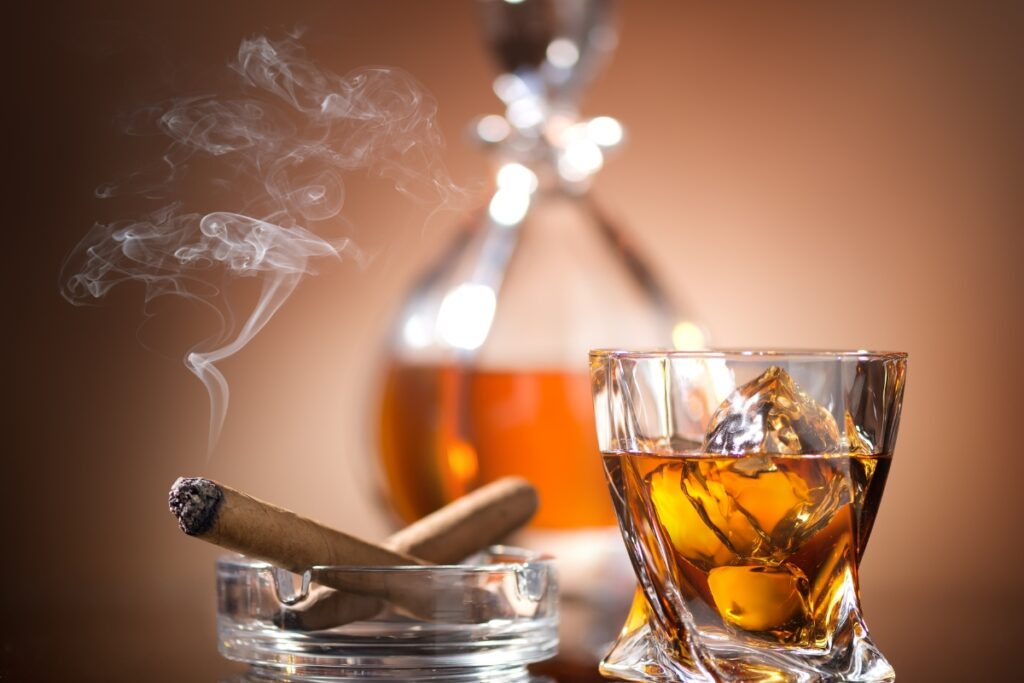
376, 0, 707, 675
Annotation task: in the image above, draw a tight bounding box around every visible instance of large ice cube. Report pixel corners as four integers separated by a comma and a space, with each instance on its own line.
654, 366, 853, 566
704, 366, 840, 455
648, 456, 842, 570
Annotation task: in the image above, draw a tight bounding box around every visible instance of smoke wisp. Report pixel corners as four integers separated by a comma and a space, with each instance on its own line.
62, 36, 458, 451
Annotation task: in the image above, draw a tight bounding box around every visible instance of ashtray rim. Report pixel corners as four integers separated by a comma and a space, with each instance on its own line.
218, 544, 555, 574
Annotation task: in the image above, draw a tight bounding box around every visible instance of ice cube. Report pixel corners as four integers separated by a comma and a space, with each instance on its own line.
648, 462, 739, 568
707, 563, 810, 634
649, 457, 829, 568
717, 461, 811, 540
696, 367, 851, 553
704, 366, 841, 455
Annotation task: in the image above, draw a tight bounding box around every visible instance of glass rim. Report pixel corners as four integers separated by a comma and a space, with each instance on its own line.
590, 348, 907, 362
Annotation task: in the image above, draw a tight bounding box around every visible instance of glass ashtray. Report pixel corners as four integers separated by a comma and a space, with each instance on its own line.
216, 546, 559, 682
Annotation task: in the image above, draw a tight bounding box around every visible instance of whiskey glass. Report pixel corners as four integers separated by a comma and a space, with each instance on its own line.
590, 350, 906, 682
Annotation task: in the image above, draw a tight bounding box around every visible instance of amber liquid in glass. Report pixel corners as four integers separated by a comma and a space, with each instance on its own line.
378, 362, 616, 528
603, 452, 890, 647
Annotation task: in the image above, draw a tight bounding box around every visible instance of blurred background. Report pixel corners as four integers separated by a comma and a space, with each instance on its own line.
5, 1, 1022, 681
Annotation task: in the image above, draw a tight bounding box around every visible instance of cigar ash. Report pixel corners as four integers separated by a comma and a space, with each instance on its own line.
169, 477, 223, 536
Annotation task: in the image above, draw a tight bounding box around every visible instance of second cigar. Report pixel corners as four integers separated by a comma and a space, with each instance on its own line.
285, 476, 541, 629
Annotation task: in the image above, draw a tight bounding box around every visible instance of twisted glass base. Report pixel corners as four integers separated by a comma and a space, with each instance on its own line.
601, 591, 894, 683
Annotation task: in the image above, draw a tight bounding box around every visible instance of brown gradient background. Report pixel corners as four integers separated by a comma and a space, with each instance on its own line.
6, 1, 1023, 681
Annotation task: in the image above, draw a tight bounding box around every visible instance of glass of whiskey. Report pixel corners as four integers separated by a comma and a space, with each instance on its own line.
590, 350, 907, 682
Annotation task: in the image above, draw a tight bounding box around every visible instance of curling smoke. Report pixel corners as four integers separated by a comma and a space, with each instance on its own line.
62, 36, 458, 451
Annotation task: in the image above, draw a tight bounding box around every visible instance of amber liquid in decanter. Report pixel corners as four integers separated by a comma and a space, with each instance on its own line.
379, 362, 615, 529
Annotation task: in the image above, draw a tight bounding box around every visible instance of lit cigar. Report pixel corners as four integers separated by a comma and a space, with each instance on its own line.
168, 476, 538, 628
169, 477, 426, 568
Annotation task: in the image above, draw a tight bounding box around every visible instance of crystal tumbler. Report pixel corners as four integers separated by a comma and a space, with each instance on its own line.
590, 350, 906, 682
